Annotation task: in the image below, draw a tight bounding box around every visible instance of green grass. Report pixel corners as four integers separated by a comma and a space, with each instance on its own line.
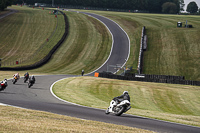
53, 76, 200, 127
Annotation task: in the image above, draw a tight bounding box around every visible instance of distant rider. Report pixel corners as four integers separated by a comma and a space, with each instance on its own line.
24, 72, 29, 79
29, 75, 35, 84
82, 69, 84, 76
13, 73, 20, 80
24, 72, 29, 82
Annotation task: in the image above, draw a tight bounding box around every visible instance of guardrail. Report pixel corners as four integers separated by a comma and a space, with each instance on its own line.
137, 26, 147, 74
98, 72, 200, 86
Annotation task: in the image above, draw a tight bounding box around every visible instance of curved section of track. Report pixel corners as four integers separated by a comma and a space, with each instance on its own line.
0, 12, 200, 133
80, 12, 130, 76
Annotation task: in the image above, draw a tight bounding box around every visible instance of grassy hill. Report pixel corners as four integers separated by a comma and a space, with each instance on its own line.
53, 76, 200, 127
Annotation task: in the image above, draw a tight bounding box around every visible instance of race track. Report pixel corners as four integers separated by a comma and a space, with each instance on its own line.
1, 11, 200, 133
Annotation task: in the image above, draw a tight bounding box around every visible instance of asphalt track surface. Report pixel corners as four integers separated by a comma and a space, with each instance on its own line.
1, 11, 200, 133
81, 11, 130, 76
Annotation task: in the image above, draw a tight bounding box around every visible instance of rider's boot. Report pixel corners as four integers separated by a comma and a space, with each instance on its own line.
124, 106, 131, 113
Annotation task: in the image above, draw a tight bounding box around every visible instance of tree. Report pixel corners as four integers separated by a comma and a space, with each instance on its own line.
147, 0, 163, 13
179, 0, 185, 11
0, 0, 14, 11
186, 1, 198, 13
162, 2, 178, 14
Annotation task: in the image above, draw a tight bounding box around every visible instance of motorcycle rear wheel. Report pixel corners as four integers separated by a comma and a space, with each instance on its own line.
115, 106, 125, 116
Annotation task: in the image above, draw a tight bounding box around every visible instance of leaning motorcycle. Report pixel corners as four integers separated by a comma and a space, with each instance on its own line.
24, 75, 29, 83
28, 80, 34, 88
12, 76, 18, 84
105, 99, 131, 116
0, 82, 7, 91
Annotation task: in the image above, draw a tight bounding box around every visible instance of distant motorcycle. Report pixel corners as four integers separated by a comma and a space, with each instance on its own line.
0, 81, 7, 91
28, 76, 35, 88
24, 75, 29, 83
28, 80, 34, 88
105, 99, 131, 116
12, 76, 18, 84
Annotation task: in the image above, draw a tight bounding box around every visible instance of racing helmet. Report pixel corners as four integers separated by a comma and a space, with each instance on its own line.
123, 91, 128, 95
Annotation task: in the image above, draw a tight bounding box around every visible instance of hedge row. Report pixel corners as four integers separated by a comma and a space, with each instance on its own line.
0, 11, 68, 71
98, 72, 200, 86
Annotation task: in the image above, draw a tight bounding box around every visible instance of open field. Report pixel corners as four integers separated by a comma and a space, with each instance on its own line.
0, 105, 153, 133
53, 76, 200, 127
74, 9, 200, 81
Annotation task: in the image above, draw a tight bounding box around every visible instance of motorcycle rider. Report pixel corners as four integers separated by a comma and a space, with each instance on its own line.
24, 72, 29, 82
13, 73, 20, 80
29, 75, 35, 85
113, 91, 131, 112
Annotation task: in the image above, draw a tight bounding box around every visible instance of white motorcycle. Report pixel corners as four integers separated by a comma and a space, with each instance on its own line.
105, 99, 131, 116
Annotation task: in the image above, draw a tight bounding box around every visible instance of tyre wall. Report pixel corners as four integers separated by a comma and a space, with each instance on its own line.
98, 72, 200, 86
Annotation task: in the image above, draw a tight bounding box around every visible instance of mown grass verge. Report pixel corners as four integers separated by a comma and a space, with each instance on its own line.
53, 76, 200, 127
0, 105, 154, 133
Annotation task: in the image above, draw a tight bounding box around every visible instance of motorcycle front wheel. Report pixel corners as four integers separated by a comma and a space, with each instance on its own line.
12, 79, 16, 84
105, 108, 110, 114
28, 83, 32, 88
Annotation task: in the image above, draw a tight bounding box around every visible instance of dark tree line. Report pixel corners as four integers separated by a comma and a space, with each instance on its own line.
187, 1, 198, 13
0, 0, 14, 10
14, 0, 184, 13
